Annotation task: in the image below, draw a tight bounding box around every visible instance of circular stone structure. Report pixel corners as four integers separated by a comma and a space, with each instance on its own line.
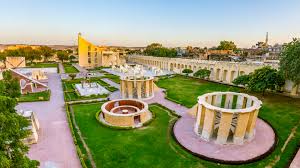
194, 92, 262, 145
173, 92, 276, 163
120, 75, 154, 100
100, 99, 152, 127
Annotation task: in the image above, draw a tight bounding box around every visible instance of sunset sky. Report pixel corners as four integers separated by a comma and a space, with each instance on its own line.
1, 0, 300, 48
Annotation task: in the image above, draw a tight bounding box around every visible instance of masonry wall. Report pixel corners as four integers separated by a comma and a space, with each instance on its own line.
127, 55, 300, 96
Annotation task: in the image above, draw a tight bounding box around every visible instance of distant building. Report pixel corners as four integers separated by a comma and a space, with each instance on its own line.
78, 33, 124, 68
5, 57, 26, 69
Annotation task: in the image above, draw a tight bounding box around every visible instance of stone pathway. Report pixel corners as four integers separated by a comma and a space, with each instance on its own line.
290, 148, 300, 168
73, 63, 88, 73
145, 89, 188, 116
173, 116, 276, 163
58, 63, 65, 74
101, 78, 120, 89
16, 74, 81, 168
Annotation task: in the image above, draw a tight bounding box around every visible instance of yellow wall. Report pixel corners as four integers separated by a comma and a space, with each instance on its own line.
78, 33, 122, 68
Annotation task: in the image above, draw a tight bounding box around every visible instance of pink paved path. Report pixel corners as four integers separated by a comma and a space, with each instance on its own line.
17, 74, 81, 168
173, 115, 276, 162
290, 148, 300, 168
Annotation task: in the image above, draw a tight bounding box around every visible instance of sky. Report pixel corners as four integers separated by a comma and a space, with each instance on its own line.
1, 0, 300, 48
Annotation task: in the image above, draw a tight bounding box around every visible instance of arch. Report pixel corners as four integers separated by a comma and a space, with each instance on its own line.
170, 63, 174, 71
240, 71, 245, 76
230, 71, 237, 83
216, 69, 221, 81
223, 70, 228, 82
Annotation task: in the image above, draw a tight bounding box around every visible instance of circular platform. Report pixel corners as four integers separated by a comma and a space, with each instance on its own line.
173, 115, 276, 164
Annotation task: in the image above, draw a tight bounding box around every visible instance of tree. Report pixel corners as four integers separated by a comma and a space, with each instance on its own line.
144, 43, 177, 57
69, 73, 76, 80
0, 71, 21, 98
232, 74, 251, 86
247, 67, 285, 95
57, 50, 69, 62
21, 47, 42, 64
182, 69, 193, 76
217, 41, 237, 51
279, 38, 300, 85
69, 55, 76, 62
193, 69, 211, 79
0, 96, 39, 168
39, 46, 54, 62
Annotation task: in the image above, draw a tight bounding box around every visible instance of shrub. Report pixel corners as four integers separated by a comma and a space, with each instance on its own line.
182, 69, 193, 76
193, 69, 211, 79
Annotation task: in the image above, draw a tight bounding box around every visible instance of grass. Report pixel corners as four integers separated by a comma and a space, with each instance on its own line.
70, 103, 210, 168
27, 62, 58, 68
102, 73, 120, 84
157, 75, 240, 108
156, 75, 300, 167
63, 63, 79, 73
18, 90, 50, 102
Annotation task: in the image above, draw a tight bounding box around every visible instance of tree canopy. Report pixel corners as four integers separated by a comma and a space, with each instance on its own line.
279, 38, 300, 85
57, 50, 69, 62
0, 96, 39, 168
217, 41, 237, 51
193, 69, 211, 79
0, 71, 21, 98
39, 46, 54, 62
144, 43, 177, 57
233, 67, 285, 95
232, 74, 251, 86
182, 69, 193, 75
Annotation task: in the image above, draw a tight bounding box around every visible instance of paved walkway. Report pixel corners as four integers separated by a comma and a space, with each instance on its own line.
58, 63, 65, 74
16, 74, 81, 168
73, 63, 88, 73
290, 148, 300, 168
101, 78, 120, 89
173, 116, 276, 163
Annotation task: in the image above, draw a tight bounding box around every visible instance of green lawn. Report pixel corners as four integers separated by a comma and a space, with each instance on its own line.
156, 75, 300, 167
70, 103, 210, 168
103, 73, 120, 84
63, 63, 79, 73
27, 62, 58, 68
157, 75, 240, 108
18, 90, 50, 102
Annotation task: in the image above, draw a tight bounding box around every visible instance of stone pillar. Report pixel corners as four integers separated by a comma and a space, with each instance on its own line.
194, 104, 201, 134
246, 109, 259, 138
145, 80, 150, 97
201, 109, 215, 141
137, 81, 142, 99
236, 95, 244, 109
214, 94, 222, 107
127, 81, 133, 99
151, 80, 154, 95
224, 94, 233, 109
216, 112, 233, 144
121, 81, 126, 98
233, 112, 250, 144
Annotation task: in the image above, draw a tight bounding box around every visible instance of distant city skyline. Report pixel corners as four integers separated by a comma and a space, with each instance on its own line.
1, 0, 300, 48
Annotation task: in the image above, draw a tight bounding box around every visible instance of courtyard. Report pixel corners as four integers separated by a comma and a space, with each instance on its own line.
67, 75, 300, 168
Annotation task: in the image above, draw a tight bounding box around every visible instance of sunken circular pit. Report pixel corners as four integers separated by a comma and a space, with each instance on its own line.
100, 99, 152, 128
